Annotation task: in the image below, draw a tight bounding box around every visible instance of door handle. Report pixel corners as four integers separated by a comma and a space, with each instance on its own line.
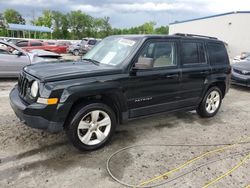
200, 71, 209, 74
166, 74, 179, 79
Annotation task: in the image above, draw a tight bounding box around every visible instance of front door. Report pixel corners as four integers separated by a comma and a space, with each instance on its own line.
124, 39, 181, 118
0, 43, 30, 77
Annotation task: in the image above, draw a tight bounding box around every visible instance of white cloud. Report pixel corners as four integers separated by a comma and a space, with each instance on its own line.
2, 0, 250, 28
203, 0, 250, 13
70, 4, 102, 13
110, 2, 193, 12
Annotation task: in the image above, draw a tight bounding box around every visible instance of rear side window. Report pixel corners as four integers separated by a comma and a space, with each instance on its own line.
88, 40, 96, 45
16, 41, 28, 47
207, 43, 228, 65
31, 41, 43, 46
180, 42, 206, 65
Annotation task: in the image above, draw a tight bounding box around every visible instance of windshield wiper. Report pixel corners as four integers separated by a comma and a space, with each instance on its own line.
82, 58, 100, 65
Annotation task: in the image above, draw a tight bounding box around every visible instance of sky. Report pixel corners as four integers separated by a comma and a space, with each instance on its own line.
0, 0, 250, 28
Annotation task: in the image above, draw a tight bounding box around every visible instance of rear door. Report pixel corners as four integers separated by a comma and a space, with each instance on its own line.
179, 40, 211, 107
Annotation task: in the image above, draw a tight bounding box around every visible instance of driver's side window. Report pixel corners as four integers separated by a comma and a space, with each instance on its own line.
134, 41, 176, 69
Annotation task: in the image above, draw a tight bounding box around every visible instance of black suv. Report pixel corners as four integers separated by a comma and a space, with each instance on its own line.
10, 34, 231, 151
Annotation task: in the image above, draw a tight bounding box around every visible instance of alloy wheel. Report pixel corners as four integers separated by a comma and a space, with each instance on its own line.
205, 90, 220, 114
77, 110, 111, 145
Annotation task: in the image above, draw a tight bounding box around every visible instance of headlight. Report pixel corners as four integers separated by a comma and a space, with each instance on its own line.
31, 81, 39, 98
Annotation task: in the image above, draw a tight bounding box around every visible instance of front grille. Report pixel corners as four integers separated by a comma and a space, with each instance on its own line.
233, 68, 250, 75
18, 74, 29, 97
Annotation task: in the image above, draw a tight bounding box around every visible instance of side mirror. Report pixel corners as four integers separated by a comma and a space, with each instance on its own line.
133, 57, 154, 70
13, 50, 22, 56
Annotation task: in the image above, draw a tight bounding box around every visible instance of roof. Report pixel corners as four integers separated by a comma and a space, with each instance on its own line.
7, 23, 52, 33
170, 11, 250, 25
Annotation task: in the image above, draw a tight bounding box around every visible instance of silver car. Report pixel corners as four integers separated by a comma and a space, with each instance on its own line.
0, 40, 61, 77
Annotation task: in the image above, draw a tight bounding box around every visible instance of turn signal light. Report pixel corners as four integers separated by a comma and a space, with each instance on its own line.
37, 98, 58, 105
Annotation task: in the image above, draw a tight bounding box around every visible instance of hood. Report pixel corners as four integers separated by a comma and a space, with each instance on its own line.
232, 61, 250, 71
27, 51, 61, 64
29, 49, 62, 58
24, 60, 120, 82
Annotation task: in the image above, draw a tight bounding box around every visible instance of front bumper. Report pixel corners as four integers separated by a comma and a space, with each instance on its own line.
9, 87, 64, 133
231, 74, 250, 87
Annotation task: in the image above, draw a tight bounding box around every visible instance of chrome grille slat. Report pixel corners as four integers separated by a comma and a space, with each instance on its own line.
18, 74, 29, 97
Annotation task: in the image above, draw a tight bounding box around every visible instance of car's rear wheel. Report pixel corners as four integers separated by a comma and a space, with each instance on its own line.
73, 49, 80, 56
196, 86, 222, 118
66, 103, 116, 151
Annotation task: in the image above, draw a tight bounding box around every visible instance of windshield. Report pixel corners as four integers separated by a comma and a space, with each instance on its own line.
83, 36, 139, 66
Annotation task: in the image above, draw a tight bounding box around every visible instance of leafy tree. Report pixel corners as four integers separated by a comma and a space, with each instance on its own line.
138, 21, 156, 34
3, 9, 25, 24
31, 9, 52, 28
51, 11, 69, 39
0, 13, 5, 27
67, 10, 92, 39
154, 26, 169, 34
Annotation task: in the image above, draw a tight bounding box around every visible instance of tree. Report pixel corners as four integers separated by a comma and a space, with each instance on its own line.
3, 9, 25, 24
154, 26, 169, 34
51, 11, 69, 39
0, 13, 5, 27
67, 10, 93, 39
31, 9, 52, 28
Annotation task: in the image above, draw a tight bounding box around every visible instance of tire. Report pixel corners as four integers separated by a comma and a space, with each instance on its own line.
196, 86, 222, 118
65, 103, 116, 151
73, 49, 80, 56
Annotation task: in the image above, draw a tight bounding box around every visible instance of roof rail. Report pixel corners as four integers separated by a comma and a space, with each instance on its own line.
173, 33, 218, 40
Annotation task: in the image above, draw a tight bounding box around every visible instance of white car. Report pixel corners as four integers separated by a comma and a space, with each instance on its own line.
232, 52, 250, 63
0, 40, 62, 77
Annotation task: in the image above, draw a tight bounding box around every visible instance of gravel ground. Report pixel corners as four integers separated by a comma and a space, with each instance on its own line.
0, 79, 249, 188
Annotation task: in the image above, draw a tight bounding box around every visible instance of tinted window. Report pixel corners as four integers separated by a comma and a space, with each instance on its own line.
137, 41, 176, 68
48, 42, 55, 45
31, 41, 43, 46
207, 43, 228, 65
181, 42, 206, 65
88, 40, 97, 45
16, 41, 28, 47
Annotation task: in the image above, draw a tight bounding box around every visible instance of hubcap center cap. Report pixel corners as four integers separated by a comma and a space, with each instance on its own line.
90, 122, 98, 131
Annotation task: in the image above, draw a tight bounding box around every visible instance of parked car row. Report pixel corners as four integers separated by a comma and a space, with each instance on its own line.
0, 37, 101, 55
15, 40, 68, 54
67, 38, 101, 56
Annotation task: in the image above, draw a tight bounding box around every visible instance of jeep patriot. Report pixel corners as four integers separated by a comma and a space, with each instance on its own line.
10, 34, 231, 151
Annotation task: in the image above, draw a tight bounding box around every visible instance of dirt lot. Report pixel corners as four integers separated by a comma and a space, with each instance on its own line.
0, 79, 249, 188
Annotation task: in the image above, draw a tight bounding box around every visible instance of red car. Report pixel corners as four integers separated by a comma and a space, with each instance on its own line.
16, 40, 68, 54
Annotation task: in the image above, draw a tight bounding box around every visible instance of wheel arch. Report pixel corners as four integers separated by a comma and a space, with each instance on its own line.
207, 81, 226, 98
63, 91, 128, 128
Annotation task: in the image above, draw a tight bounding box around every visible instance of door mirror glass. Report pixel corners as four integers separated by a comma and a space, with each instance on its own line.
13, 50, 22, 56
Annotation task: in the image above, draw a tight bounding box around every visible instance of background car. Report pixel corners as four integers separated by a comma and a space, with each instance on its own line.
232, 52, 250, 63
0, 40, 62, 77
67, 38, 101, 56
231, 60, 250, 87
16, 40, 68, 54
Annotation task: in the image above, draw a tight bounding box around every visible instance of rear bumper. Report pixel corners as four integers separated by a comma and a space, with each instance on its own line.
9, 87, 64, 133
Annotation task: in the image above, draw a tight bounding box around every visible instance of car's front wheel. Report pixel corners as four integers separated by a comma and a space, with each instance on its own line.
66, 103, 116, 151
196, 86, 222, 118
73, 49, 80, 56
